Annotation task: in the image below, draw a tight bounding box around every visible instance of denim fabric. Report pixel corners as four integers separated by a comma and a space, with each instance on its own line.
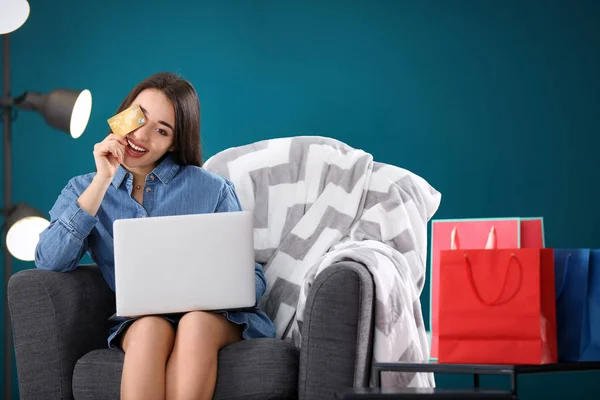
35, 155, 276, 342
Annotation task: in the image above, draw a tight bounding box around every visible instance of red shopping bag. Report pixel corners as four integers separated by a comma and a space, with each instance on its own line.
520, 218, 544, 248
430, 217, 544, 359
438, 247, 557, 364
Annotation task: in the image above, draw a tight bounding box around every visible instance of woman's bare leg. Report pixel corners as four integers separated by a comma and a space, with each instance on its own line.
165, 311, 242, 400
120, 316, 176, 400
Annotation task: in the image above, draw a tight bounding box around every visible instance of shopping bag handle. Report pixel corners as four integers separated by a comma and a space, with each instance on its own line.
464, 253, 522, 306
451, 226, 496, 250
555, 253, 571, 300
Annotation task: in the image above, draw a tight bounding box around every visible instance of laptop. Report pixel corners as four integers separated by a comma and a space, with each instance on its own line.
113, 211, 256, 318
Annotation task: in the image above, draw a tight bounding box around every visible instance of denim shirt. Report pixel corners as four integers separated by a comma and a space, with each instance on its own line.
35, 155, 276, 339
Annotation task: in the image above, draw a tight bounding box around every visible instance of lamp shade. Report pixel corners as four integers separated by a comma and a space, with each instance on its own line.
0, 0, 30, 34
4, 203, 49, 262
15, 88, 93, 138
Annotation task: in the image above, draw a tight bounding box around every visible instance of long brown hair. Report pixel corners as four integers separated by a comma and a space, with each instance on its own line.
114, 72, 202, 167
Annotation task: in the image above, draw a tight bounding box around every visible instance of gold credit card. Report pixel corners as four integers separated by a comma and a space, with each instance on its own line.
107, 104, 147, 136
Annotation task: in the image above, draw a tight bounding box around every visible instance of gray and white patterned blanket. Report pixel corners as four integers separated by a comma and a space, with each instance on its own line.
204, 136, 440, 387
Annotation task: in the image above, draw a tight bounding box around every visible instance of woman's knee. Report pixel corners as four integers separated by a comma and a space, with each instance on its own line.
177, 311, 241, 348
122, 316, 176, 354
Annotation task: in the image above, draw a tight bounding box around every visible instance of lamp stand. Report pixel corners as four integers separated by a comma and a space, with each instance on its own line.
2, 33, 14, 400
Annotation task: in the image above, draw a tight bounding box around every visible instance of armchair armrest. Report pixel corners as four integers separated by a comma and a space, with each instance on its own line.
298, 261, 375, 400
8, 265, 115, 400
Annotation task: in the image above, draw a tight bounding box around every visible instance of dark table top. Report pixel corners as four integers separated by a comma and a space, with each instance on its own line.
373, 361, 600, 375
336, 387, 515, 399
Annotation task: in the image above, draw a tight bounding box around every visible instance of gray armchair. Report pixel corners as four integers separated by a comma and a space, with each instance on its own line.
8, 260, 375, 400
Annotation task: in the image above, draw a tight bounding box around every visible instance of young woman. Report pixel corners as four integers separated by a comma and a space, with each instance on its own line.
35, 72, 276, 400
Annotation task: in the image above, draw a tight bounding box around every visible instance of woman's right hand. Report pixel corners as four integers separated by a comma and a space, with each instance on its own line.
93, 133, 127, 180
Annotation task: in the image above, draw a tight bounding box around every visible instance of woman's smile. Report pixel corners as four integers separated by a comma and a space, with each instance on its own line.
125, 136, 149, 158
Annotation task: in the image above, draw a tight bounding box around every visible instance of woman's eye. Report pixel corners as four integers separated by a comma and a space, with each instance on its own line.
155, 128, 168, 136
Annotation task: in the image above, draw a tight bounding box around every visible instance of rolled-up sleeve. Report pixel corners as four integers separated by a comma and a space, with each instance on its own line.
215, 181, 267, 303
35, 180, 98, 272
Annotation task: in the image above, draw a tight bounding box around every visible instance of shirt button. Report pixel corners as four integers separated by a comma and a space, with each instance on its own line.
150, 175, 155, 181
146, 187, 152, 192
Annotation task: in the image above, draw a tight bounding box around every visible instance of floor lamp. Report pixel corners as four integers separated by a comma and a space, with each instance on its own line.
1, 2, 93, 398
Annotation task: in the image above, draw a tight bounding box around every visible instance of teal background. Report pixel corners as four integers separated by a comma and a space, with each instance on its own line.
2, 0, 600, 398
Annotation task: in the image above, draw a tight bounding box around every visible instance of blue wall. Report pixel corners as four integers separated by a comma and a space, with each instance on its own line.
2, 0, 599, 398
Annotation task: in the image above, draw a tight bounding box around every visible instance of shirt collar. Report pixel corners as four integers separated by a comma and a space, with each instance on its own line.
111, 165, 128, 188
111, 154, 181, 188
152, 154, 180, 184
